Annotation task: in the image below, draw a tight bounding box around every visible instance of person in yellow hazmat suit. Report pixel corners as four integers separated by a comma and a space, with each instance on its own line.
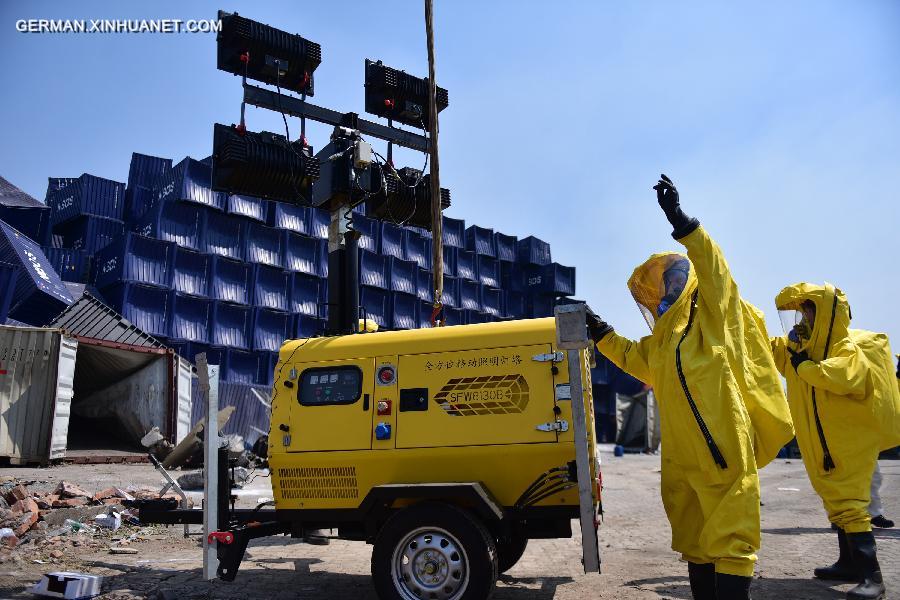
586, 175, 794, 600
772, 284, 900, 600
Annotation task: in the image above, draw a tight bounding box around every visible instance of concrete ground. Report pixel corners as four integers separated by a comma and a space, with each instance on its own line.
0, 450, 897, 599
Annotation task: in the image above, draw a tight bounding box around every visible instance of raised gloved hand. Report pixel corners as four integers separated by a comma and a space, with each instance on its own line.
585, 305, 614, 343
653, 174, 699, 239
788, 348, 812, 372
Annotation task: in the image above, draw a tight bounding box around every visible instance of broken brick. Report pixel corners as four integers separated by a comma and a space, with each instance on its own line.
55, 481, 91, 499
11, 498, 38, 517
52, 497, 88, 508
5, 485, 28, 504
10, 511, 37, 536
35, 495, 59, 510
92, 488, 122, 503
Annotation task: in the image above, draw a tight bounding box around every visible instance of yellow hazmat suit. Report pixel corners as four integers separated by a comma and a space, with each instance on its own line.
597, 225, 793, 577
772, 283, 900, 533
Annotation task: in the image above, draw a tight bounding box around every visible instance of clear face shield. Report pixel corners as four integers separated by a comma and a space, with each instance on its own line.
630, 256, 691, 331
778, 303, 815, 344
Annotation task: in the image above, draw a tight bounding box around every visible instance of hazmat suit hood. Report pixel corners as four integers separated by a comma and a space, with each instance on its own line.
775, 282, 850, 362
627, 252, 696, 334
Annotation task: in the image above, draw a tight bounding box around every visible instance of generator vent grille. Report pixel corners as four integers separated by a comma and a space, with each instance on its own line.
277, 466, 359, 499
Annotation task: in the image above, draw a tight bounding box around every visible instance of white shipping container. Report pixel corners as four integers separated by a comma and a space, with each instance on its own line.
0, 324, 193, 465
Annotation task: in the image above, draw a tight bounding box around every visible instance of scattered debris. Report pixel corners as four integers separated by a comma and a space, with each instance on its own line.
31, 571, 103, 599
109, 546, 138, 555
176, 466, 250, 491
95, 511, 122, 531
0, 527, 19, 548
162, 406, 235, 469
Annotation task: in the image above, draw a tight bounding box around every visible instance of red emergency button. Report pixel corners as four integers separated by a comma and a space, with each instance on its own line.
377, 400, 392, 415
377, 366, 396, 385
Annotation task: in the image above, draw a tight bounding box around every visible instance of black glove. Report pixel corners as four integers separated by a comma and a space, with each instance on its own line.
585, 305, 614, 343
788, 348, 811, 372
653, 174, 699, 239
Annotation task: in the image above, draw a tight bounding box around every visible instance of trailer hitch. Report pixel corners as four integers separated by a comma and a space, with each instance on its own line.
216, 521, 290, 582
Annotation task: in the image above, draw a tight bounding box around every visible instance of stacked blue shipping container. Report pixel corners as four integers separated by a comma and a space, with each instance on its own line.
34, 151, 575, 389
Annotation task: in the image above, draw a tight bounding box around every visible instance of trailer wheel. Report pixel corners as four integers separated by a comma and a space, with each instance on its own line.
496, 528, 528, 573
372, 502, 498, 600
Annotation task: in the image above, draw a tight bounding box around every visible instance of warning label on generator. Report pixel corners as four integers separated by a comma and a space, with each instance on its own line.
423, 353, 523, 373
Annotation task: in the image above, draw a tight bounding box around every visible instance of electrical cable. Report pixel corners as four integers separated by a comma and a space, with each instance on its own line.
520, 483, 577, 508
513, 466, 569, 507
515, 473, 571, 508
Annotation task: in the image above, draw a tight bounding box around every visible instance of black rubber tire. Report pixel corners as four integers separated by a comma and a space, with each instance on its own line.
496, 528, 528, 574
371, 502, 498, 600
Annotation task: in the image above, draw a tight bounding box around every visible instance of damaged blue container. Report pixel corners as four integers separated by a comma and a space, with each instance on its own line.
169, 292, 211, 343
415, 267, 432, 303
251, 265, 290, 312
309, 207, 329, 239
258, 351, 279, 386
124, 186, 155, 224
476, 256, 500, 289
221, 349, 261, 384
127, 152, 173, 190
380, 222, 404, 259
289, 272, 322, 317
54, 215, 124, 254
459, 279, 480, 311
208, 256, 250, 305
390, 292, 418, 330
388, 257, 417, 295
352, 214, 378, 252
43, 247, 91, 283
102, 282, 169, 338
494, 232, 518, 262
517, 236, 552, 265
403, 229, 431, 270
0, 176, 52, 244
201, 209, 244, 259
465, 225, 495, 257
529, 263, 576, 296
502, 290, 526, 318
282, 232, 325, 276
480, 286, 502, 316
45, 178, 77, 202
210, 301, 252, 349
442, 216, 465, 248
244, 222, 283, 268
0, 263, 18, 323
455, 248, 476, 282
227, 194, 268, 223
359, 249, 389, 290
293, 314, 326, 338
440, 275, 459, 308
268, 201, 309, 235
360, 286, 390, 329
0, 221, 73, 325
134, 200, 203, 251
252, 307, 291, 351
47, 174, 126, 225
153, 157, 226, 211
93, 232, 175, 290
465, 310, 492, 325
173, 248, 210, 298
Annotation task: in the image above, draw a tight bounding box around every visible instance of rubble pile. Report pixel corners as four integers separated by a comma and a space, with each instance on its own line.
0, 475, 188, 563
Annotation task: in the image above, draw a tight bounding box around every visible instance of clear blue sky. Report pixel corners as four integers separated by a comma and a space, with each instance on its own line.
2, 1, 898, 344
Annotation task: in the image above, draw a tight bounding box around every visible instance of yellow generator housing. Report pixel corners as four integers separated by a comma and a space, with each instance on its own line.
267, 317, 600, 599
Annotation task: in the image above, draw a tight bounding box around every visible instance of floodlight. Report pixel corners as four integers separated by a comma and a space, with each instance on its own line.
364, 59, 448, 128
217, 11, 321, 95
211, 123, 318, 204
367, 166, 450, 230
